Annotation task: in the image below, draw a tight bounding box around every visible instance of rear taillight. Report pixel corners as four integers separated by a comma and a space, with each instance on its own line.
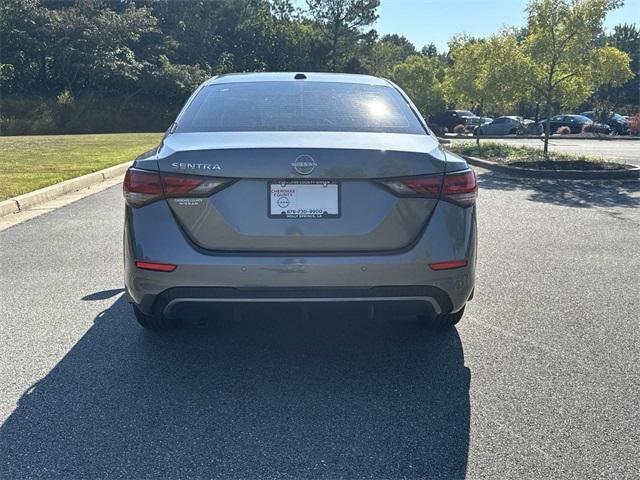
379, 169, 477, 207
123, 168, 233, 207
123, 169, 163, 207
162, 174, 231, 197
441, 170, 477, 207
379, 175, 442, 198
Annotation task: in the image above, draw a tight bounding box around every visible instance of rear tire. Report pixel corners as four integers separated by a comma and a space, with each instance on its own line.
132, 304, 176, 331
419, 306, 465, 330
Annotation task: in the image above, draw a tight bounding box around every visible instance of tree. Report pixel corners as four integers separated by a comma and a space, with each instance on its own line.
369, 34, 416, 75
305, 0, 380, 70
523, 0, 633, 154
389, 55, 445, 117
47, 0, 159, 95
0, 0, 54, 95
421, 43, 436, 57
445, 32, 532, 142
378, 34, 416, 58
444, 37, 486, 111
597, 23, 640, 108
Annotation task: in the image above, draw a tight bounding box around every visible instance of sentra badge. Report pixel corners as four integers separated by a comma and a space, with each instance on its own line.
171, 162, 221, 170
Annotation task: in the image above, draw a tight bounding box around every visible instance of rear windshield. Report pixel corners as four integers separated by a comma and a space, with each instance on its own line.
175, 81, 425, 134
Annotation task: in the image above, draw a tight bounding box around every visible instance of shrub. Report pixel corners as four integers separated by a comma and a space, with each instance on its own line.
557, 126, 571, 135
453, 124, 466, 135
0, 95, 180, 135
55, 90, 75, 129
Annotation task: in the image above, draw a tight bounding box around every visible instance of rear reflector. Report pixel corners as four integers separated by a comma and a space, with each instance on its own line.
429, 260, 468, 271
135, 261, 177, 272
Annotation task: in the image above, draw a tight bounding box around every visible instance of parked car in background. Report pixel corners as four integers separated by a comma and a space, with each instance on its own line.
521, 118, 543, 135
580, 111, 629, 135
465, 116, 493, 132
538, 114, 611, 135
475, 116, 540, 136
428, 110, 477, 133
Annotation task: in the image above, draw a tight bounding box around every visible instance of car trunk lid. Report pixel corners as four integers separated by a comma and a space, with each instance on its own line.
156, 131, 447, 253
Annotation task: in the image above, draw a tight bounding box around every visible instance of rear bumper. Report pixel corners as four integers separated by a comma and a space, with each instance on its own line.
124, 199, 477, 316
146, 286, 456, 319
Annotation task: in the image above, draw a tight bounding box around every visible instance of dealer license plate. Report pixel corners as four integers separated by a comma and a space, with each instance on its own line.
269, 181, 340, 219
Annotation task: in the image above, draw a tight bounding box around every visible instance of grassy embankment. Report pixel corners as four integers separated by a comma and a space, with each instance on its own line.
0, 133, 163, 201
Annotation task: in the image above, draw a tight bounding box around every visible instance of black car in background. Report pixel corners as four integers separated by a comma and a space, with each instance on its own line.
538, 114, 611, 134
428, 110, 477, 133
580, 111, 629, 135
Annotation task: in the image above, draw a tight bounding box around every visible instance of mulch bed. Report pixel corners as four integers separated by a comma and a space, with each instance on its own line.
506, 160, 632, 171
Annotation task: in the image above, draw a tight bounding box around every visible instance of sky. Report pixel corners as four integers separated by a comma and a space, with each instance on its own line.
374, 0, 640, 52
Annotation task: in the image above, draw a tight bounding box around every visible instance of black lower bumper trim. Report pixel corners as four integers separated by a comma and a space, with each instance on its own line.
151, 286, 453, 318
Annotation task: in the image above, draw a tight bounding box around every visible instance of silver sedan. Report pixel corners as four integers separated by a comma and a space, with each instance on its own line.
476, 116, 541, 136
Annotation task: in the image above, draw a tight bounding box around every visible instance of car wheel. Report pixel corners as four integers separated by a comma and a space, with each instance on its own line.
419, 305, 465, 329
132, 304, 177, 330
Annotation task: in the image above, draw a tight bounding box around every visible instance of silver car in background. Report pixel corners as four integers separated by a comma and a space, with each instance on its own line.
123, 72, 477, 331
476, 116, 542, 136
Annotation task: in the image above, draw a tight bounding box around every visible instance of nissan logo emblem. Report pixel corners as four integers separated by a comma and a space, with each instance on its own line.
292, 154, 317, 175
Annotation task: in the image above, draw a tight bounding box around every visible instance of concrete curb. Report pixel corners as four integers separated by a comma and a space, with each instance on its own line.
463, 155, 640, 180
0, 161, 131, 218
0, 199, 20, 217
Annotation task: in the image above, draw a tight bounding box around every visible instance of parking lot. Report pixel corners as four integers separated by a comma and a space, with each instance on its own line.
1, 170, 639, 478
447, 137, 640, 167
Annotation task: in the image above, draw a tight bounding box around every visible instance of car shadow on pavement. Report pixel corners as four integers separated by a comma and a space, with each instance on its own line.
0, 296, 471, 479
477, 171, 640, 209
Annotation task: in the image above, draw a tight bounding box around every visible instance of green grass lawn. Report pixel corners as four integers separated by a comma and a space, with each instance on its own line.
0, 133, 163, 201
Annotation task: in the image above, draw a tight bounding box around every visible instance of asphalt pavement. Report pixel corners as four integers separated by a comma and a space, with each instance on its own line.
1, 171, 639, 479
447, 136, 640, 167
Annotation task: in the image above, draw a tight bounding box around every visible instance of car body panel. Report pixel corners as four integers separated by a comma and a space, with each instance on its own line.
166, 183, 439, 252
205, 72, 391, 86
152, 132, 449, 253
124, 198, 476, 315
156, 132, 446, 179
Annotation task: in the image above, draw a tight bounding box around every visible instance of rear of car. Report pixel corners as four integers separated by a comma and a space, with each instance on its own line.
429, 110, 477, 133
123, 73, 477, 330
477, 116, 522, 135
581, 111, 628, 135
540, 114, 611, 134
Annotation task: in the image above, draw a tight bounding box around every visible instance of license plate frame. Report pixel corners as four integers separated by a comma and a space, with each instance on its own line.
268, 180, 340, 219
